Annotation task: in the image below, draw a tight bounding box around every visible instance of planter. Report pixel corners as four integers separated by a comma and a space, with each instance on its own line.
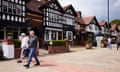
14, 48, 21, 59
7, 36, 13, 40
85, 43, 92, 49
48, 46, 69, 54
101, 43, 104, 48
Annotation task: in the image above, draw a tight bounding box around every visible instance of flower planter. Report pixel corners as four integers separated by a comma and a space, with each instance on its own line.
14, 48, 21, 59
48, 46, 69, 54
85, 43, 92, 49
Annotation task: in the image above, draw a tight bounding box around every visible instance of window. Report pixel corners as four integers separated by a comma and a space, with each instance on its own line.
95, 26, 98, 31
66, 31, 73, 41
22, 1, 25, 5
13, 4, 16, 14
45, 30, 49, 40
2, 14, 6, 20
51, 31, 57, 40
0, 0, 1, 7
15, 0, 18, 3
2, 1, 8, 13
8, 2, 12, 14
89, 25, 92, 30
7, 15, 10, 20
0, 7, 1, 12
16, 5, 22, 16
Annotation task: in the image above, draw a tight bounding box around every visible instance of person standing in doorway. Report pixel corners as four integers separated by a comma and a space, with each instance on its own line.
108, 37, 112, 49
17, 33, 29, 63
24, 30, 40, 68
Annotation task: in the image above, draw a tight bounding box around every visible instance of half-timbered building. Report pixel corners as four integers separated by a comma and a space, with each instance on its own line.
0, 0, 26, 39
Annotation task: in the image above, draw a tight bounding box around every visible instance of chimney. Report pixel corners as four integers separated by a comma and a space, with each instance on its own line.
76, 11, 82, 18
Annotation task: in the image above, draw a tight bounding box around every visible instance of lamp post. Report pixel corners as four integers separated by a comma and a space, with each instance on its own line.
107, 0, 110, 37
107, 0, 109, 25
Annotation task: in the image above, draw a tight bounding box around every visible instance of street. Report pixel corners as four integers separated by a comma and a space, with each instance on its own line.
0, 47, 120, 72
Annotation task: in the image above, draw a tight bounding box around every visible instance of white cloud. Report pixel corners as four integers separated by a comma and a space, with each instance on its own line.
114, 0, 120, 8
59, 0, 120, 21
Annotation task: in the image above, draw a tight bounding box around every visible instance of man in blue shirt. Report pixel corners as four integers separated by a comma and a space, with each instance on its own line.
24, 30, 40, 68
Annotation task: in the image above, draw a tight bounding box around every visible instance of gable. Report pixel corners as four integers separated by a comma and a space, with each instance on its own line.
64, 5, 76, 16
66, 8, 74, 15
90, 17, 101, 30
91, 19, 97, 24
48, 1, 63, 11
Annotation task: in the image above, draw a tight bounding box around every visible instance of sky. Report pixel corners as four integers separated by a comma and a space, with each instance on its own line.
59, 0, 120, 22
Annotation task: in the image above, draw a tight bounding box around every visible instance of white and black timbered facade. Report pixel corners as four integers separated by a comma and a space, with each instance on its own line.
42, 1, 63, 41
0, 0, 26, 39
40, 0, 76, 41
63, 5, 77, 41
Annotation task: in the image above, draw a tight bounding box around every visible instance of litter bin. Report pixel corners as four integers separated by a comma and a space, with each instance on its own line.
2, 40, 14, 59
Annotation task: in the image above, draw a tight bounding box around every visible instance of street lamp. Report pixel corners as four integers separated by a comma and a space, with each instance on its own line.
107, 0, 109, 24
107, 0, 110, 36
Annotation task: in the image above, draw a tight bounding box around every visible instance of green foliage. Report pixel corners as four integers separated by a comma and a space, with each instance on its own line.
51, 40, 66, 46
110, 19, 120, 25
7, 32, 13, 36
86, 37, 92, 43
111, 37, 117, 44
13, 39, 21, 48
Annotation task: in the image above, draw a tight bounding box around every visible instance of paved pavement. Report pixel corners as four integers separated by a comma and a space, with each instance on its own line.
0, 47, 120, 72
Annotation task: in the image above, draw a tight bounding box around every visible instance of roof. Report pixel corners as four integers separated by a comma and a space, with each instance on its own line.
99, 20, 107, 26
82, 16, 95, 24
63, 4, 72, 11
75, 16, 96, 25
75, 17, 84, 24
76, 11, 82, 17
26, 0, 43, 14
63, 4, 77, 16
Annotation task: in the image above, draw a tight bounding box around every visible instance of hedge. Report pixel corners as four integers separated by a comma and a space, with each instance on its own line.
51, 40, 66, 46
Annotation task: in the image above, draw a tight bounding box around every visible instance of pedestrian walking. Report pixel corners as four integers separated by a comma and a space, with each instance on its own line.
24, 30, 40, 68
108, 37, 112, 49
17, 33, 29, 63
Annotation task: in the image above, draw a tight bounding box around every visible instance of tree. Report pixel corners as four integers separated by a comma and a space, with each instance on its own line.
110, 19, 120, 25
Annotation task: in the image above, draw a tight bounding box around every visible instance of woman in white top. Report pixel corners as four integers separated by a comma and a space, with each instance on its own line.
17, 33, 29, 63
